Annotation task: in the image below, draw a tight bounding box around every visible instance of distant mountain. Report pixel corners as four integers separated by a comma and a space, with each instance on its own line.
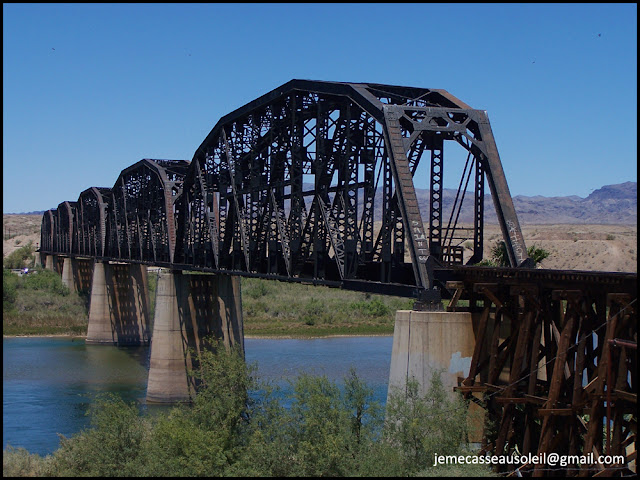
504, 181, 636, 224
5, 210, 46, 215
389, 181, 637, 225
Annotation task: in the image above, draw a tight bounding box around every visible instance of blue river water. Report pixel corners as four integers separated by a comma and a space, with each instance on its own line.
3, 336, 393, 456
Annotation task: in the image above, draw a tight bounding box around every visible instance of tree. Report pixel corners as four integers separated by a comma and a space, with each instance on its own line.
478, 241, 549, 268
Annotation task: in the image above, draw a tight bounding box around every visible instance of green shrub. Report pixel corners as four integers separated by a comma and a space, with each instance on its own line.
231, 367, 382, 477
50, 393, 149, 477
21, 269, 70, 296
2, 446, 53, 477
244, 278, 273, 299
351, 297, 390, 317
480, 241, 550, 267
3, 241, 34, 269
301, 297, 326, 325
376, 372, 475, 476
3, 269, 19, 310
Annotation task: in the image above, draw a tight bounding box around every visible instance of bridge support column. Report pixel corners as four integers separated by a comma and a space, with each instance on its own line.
388, 310, 481, 440
44, 254, 55, 271
33, 251, 41, 268
86, 261, 113, 344
61, 257, 76, 292
146, 270, 244, 403
86, 261, 151, 346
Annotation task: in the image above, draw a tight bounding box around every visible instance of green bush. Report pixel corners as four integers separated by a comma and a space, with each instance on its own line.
381, 373, 471, 474
2, 446, 53, 477
3, 269, 19, 310
479, 241, 550, 267
3, 241, 34, 269
301, 297, 326, 325
50, 394, 149, 477
244, 278, 274, 299
21, 269, 70, 296
351, 297, 390, 317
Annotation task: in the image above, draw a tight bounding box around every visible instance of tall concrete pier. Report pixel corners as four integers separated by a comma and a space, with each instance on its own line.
44, 254, 56, 271
60, 257, 93, 293
85, 261, 151, 346
33, 251, 41, 268
61, 257, 75, 292
146, 270, 244, 403
388, 310, 484, 441
388, 310, 475, 399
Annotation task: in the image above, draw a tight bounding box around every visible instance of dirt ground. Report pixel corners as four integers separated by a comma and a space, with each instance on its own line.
3, 214, 42, 261
483, 223, 637, 273
3, 214, 637, 274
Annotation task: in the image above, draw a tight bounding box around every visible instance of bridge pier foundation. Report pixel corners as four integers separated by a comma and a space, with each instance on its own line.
388, 310, 482, 439
85, 261, 151, 346
146, 269, 244, 403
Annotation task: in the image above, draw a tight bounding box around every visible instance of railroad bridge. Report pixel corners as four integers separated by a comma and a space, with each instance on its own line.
37, 80, 636, 476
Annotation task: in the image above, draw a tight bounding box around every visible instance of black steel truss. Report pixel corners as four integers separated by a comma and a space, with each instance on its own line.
40, 80, 534, 301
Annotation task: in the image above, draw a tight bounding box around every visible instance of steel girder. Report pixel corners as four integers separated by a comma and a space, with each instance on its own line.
40, 209, 56, 254
54, 201, 76, 255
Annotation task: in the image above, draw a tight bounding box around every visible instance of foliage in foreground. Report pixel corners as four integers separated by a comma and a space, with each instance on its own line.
3, 340, 495, 477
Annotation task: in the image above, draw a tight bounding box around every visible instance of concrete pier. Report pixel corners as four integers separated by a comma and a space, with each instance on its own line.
86, 261, 113, 344
146, 270, 244, 403
85, 262, 151, 346
61, 257, 76, 292
33, 251, 41, 268
44, 254, 55, 271
387, 310, 481, 439
388, 310, 475, 398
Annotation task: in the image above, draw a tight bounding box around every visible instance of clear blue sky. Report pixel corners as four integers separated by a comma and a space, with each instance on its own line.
3, 3, 637, 213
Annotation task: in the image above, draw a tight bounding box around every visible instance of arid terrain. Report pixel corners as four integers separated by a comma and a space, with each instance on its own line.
4, 214, 636, 274
483, 223, 636, 273
3, 214, 42, 260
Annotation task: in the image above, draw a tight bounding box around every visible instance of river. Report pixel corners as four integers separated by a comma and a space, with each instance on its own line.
3, 335, 393, 456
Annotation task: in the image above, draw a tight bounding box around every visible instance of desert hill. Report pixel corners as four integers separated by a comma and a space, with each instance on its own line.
406, 181, 637, 225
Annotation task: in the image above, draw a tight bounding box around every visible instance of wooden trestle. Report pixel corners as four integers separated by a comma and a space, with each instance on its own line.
446, 266, 637, 477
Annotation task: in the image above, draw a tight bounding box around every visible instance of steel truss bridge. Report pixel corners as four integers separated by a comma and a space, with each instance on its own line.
38, 80, 636, 476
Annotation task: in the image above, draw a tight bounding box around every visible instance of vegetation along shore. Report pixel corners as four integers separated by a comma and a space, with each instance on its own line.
3, 241, 416, 337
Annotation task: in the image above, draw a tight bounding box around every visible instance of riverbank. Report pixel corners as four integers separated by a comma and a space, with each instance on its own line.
3, 332, 394, 340
3, 269, 411, 338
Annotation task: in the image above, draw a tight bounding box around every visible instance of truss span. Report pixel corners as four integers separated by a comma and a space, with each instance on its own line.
40, 79, 536, 302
